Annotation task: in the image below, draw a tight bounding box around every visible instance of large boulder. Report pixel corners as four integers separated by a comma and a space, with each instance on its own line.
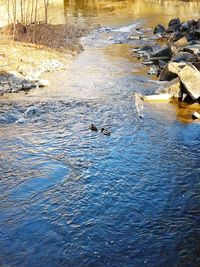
159, 62, 185, 81
178, 64, 200, 100
156, 77, 181, 98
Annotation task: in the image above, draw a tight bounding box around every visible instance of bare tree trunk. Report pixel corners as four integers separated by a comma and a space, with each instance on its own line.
33, 0, 38, 42
44, 0, 49, 24
26, 0, 31, 25
20, 0, 24, 24
11, 0, 17, 39
7, 0, 10, 25
31, 0, 35, 24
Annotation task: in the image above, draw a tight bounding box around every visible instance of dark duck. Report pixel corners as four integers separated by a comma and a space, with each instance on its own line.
89, 124, 98, 132
101, 128, 111, 136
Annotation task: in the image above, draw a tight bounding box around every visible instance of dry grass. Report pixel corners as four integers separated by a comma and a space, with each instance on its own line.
0, 20, 91, 74
0, 38, 69, 73
1, 22, 87, 52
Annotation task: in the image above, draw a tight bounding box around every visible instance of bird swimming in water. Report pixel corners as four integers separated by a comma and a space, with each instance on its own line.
89, 124, 98, 132
101, 128, 111, 136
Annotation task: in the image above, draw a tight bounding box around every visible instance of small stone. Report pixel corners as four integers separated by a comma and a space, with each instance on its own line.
192, 112, 200, 120
38, 79, 49, 87
22, 82, 37, 90
148, 65, 159, 76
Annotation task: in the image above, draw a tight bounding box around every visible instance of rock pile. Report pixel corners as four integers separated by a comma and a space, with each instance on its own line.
0, 72, 49, 96
133, 17, 200, 119
0, 59, 63, 96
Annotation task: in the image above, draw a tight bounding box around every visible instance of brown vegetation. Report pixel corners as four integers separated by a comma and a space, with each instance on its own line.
1, 21, 88, 52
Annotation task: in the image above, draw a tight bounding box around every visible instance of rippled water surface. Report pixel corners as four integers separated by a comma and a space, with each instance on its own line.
1, 1, 200, 267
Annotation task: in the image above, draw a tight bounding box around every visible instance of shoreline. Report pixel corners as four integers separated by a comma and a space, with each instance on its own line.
0, 19, 92, 96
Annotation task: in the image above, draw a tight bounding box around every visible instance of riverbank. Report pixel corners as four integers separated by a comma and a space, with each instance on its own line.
132, 17, 200, 121
0, 19, 92, 95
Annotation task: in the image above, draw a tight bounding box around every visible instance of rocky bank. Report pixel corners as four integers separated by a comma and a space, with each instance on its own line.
133, 17, 200, 120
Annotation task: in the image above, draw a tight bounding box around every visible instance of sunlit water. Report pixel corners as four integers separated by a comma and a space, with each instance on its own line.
1, 1, 200, 267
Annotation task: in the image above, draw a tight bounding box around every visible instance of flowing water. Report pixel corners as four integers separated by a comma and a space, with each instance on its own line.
1, 1, 200, 266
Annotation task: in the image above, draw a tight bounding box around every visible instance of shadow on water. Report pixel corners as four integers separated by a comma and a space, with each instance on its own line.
0, 1, 200, 267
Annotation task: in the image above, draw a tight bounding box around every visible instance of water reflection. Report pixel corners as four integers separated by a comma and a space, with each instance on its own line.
60, 0, 200, 26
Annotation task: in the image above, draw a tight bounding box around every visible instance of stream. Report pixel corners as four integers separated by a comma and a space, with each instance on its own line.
1, 1, 200, 266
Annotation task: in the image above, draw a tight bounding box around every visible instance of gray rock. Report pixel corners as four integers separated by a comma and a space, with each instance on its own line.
178, 64, 200, 100
22, 82, 37, 90
169, 18, 181, 27
186, 31, 196, 42
139, 45, 153, 52
171, 52, 198, 63
183, 44, 200, 54
172, 32, 185, 42
137, 45, 153, 57
181, 22, 189, 31
195, 29, 200, 38
156, 77, 181, 98
2, 84, 11, 93
159, 66, 178, 81
159, 62, 186, 81
159, 60, 167, 69
167, 18, 181, 33
23, 106, 40, 118
151, 45, 172, 61
154, 24, 166, 35
11, 84, 23, 93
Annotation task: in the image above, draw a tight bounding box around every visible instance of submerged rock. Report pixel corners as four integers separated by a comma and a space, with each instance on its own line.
23, 106, 40, 118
